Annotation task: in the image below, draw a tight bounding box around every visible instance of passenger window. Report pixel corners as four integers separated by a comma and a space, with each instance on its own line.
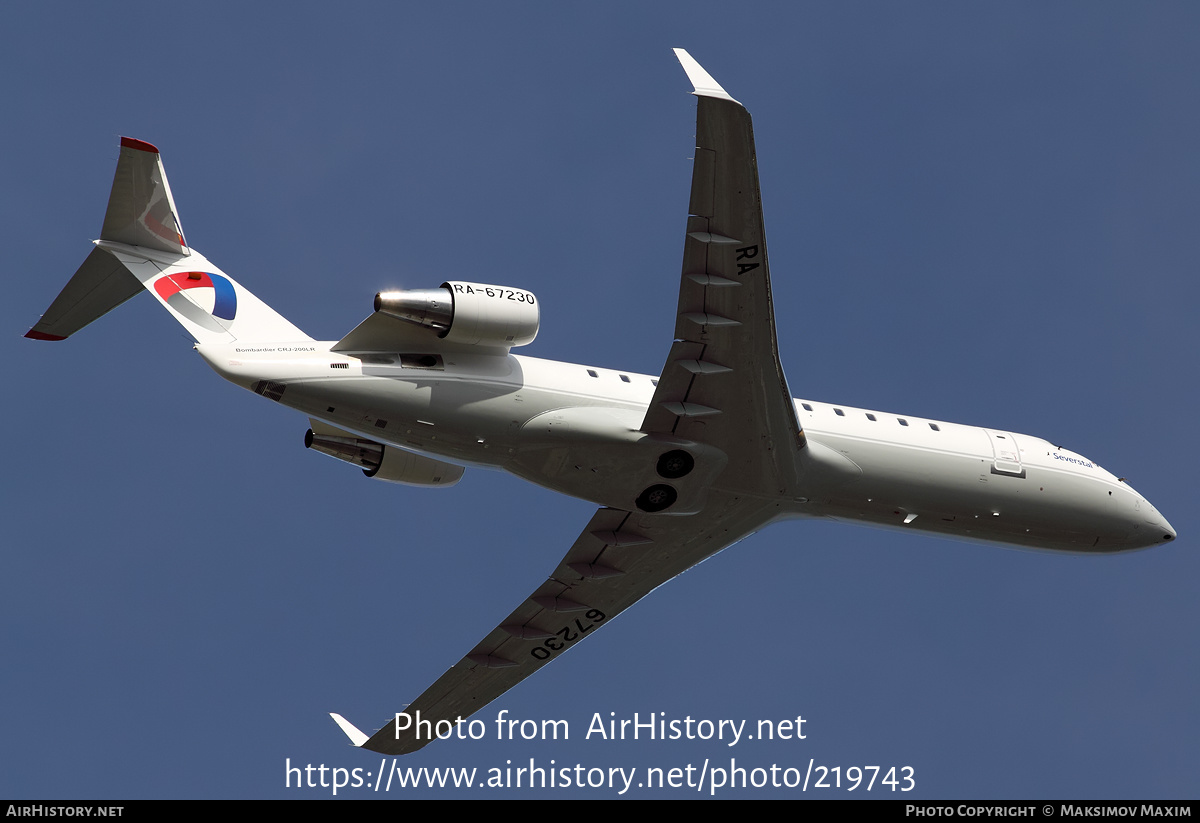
929, 423, 940, 431
587, 369, 598, 378
866, 413, 876, 421
801, 403, 813, 411
898, 418, 908, 427
834, 408, 845, 417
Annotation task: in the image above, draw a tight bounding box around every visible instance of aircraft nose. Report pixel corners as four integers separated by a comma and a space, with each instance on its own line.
1160, 517, 1178, 543
1114, 490, 1176, 551
1140, 502, 1176, 547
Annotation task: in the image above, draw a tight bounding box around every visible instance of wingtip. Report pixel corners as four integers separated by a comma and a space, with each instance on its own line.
329, 712, 369, 747
25, 329, 66, 341
672, 48, 740, 104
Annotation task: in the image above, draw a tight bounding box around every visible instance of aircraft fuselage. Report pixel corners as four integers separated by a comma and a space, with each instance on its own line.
198, 342, 1175, 555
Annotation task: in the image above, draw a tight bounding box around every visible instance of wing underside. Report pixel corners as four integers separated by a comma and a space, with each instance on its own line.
362, 494, 779, 754
641, 50, 805, 497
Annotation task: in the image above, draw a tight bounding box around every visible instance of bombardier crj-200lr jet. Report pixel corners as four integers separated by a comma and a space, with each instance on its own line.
27, 50, 1176, 755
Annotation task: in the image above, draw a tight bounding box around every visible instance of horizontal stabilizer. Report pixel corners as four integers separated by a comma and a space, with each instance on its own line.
25, 246, 141, 340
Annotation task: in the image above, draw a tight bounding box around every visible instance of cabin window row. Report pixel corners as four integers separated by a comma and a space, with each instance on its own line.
800, 402, 940, 431
585, 368, 656, 387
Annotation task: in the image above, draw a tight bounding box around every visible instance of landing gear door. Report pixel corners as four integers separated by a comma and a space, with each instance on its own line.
986, 429, 1025, 478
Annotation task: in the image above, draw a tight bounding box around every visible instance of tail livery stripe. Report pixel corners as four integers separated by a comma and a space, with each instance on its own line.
119, 136, 159, 153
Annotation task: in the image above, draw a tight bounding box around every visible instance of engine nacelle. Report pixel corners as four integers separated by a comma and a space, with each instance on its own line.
305, 429, 464, 487
366, 444, 465, 487
374, 281, 539, 348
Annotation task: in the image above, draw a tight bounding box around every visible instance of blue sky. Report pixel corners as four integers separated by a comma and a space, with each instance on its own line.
4, 2, 1198, 799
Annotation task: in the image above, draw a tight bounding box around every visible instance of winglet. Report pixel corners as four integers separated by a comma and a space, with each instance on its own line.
672, 48, 740, 105
329, 713, 369, 747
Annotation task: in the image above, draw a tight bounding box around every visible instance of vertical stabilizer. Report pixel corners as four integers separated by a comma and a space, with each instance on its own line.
100, 137, 188, 255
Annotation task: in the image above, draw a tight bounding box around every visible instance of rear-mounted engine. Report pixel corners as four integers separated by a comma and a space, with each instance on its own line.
305, 429, 464, 487
374, 281, 539, 348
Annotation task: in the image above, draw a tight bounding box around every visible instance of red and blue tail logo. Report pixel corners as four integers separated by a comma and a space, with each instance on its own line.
152, 271, 238, 334
154, 271, 237, 320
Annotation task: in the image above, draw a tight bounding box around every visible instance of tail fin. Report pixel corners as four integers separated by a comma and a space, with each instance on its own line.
101, 136, 189, 254
26, 138, 310, 345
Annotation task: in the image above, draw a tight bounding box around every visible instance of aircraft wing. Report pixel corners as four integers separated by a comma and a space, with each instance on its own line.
340, 50, 798, 755
641, 49, 806, 497
357, 495, 778, 754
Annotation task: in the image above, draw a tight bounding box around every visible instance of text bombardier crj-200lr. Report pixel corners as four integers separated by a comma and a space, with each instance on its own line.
27, 50, 1176, 754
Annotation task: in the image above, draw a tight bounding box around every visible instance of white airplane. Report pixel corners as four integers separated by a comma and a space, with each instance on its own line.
27, 50, 1175, 756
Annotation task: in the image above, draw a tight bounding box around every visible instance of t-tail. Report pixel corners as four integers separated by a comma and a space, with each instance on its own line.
25, 137, 309, 345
